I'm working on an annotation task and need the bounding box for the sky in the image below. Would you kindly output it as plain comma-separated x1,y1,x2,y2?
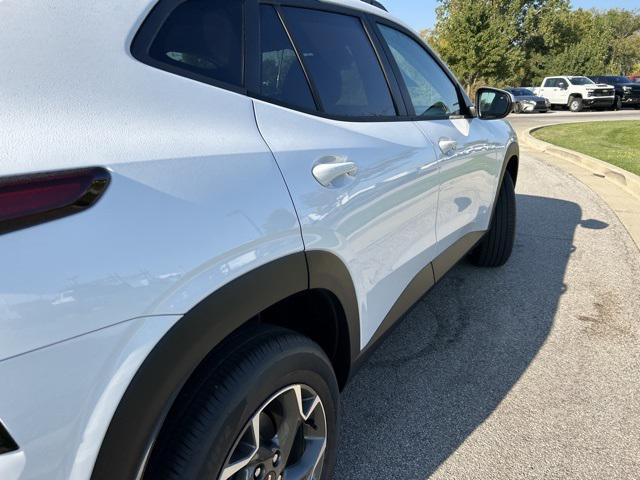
382,0,640,32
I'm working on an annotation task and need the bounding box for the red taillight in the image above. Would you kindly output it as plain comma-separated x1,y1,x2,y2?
0,167,110,235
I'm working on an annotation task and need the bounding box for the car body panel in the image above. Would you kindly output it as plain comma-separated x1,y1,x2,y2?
253,99,442,348
415,118,511,249
0,1,304,361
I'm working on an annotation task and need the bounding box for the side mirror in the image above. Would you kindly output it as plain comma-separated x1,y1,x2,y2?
558,83,567,90
476,87,512,120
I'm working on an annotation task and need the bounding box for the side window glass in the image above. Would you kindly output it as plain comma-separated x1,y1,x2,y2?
259,6,316,110
147,0,243,87
378,24,460,118
282,7,396,118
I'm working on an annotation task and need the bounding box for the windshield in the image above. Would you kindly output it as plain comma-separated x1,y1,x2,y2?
569,77,595,85
510,88,535,96
603,76,631,84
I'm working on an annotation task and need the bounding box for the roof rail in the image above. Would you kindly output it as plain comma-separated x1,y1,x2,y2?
361,0,388,12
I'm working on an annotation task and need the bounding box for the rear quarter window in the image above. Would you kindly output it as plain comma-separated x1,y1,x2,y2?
134,0,244,88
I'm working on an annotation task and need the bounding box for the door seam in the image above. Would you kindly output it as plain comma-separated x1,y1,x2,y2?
251,100,310,288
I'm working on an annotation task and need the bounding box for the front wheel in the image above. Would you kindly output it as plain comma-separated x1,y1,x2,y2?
469,172,516,268
145,325,340,480
613,96,623,111
569,97,583,112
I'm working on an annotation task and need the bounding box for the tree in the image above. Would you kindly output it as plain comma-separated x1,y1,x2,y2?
603,9,640,74
426,1,640,89
426,0,525,92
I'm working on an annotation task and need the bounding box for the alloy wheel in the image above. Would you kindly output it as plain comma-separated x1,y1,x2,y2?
219,384,327,480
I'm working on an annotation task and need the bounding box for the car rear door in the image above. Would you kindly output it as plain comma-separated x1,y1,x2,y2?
250,3,440,348
372,21,503,266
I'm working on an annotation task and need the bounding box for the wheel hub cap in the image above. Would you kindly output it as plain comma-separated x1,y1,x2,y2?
219,384,327,480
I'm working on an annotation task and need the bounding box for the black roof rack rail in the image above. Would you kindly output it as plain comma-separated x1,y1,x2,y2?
360,0,388,12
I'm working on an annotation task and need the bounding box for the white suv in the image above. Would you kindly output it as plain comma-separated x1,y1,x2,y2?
0,1,518,479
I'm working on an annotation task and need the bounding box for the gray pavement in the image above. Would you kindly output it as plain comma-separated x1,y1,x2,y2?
334,111,640,479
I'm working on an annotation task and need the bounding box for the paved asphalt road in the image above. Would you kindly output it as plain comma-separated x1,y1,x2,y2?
334,111,640,479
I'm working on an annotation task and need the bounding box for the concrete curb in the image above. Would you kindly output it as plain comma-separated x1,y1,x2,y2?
521,124,640,201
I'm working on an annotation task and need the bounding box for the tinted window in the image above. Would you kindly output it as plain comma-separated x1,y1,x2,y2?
282,7,396,117
379,24,460,118
148,0,243,87
543,78,557,87
259,6,316,110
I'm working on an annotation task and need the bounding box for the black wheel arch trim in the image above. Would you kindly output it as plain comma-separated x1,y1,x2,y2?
306,250,361,368
91,250,360,480
503,141,519,187
478,141,518,249
92,253,308,480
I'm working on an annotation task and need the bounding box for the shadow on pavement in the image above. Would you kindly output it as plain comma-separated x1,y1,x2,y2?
334,193,603,479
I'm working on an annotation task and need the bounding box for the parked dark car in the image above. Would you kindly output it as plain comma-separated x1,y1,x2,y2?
589,76,640,110
505,87,550,113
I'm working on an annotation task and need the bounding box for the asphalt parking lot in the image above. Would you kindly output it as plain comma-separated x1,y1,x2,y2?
334,110,640,479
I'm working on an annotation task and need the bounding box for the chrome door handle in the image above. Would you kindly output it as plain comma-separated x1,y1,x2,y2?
438,139,458,155
312,161,358,187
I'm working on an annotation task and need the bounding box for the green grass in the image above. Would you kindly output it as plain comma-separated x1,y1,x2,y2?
532,121,640,176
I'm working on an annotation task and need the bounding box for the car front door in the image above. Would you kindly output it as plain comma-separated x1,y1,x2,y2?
251,4,441,348
541,77,557,103
555,78,571,104
374,22,504,272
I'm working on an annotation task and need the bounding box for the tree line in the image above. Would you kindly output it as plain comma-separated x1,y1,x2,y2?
421,0,640,92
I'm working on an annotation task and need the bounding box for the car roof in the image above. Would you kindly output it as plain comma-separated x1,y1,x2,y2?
317,0,413,30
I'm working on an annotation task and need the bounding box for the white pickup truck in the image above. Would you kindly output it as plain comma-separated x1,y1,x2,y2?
533,76,615,112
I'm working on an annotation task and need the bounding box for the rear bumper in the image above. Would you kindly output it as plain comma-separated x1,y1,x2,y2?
0,315,179,480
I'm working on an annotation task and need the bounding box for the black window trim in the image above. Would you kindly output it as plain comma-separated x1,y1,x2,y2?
131,0,472,123
272,5,325,112
254,0,407,121
369,16,473,121
131,0,248,95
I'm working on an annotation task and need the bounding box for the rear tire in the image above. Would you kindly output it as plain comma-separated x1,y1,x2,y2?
145,325,340,480
469,173,516,268
569,96,583,112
